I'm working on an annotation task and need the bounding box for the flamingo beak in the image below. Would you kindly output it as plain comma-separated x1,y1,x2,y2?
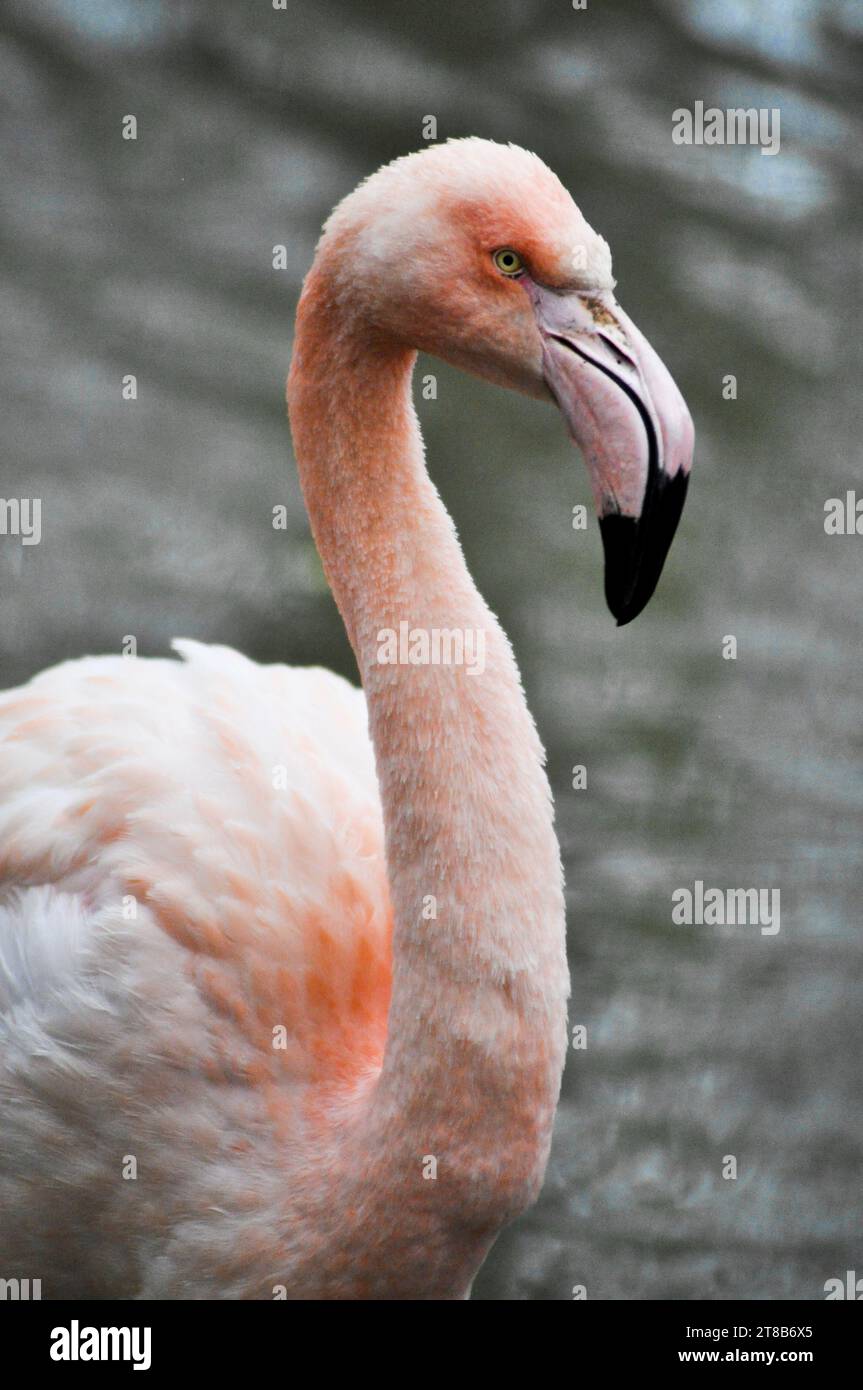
523,282,694,625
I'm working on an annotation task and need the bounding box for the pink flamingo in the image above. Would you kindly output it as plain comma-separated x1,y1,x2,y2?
0,139,693,1299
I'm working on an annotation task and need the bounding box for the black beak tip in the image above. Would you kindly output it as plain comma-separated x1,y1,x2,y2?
615,609,638,629
598,469,689,626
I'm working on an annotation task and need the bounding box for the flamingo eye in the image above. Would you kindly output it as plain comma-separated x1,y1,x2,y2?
492,248,524,277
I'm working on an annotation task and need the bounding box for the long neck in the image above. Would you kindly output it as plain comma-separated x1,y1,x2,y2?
288,271,569,1234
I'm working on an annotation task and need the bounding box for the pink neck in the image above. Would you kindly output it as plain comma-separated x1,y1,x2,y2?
288,272,569,1246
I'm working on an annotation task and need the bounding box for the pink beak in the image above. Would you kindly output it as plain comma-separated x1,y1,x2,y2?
522,280,694,625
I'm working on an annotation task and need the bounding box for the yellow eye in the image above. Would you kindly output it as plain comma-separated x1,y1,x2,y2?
492,248,524,277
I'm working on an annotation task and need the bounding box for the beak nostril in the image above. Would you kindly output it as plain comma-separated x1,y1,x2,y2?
598,331,637,371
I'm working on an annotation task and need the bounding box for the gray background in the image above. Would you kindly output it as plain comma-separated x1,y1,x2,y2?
1,0,861,1299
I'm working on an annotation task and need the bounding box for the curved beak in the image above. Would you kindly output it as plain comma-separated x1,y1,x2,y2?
523,282,694,625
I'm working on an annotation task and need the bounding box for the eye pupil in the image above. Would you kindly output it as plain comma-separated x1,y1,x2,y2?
494,248,522,276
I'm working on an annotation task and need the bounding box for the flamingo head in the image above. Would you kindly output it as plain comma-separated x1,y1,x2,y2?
322,137,694,624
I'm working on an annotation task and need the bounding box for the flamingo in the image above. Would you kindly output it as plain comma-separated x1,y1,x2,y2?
0,139,693,1300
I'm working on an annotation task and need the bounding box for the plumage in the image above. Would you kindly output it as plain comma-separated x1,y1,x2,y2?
0,643,392,1295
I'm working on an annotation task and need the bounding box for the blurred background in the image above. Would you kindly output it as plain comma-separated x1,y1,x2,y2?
1,0,861,1299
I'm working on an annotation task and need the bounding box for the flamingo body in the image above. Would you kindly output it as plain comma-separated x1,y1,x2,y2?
0,139,692,1298
0,641,393,1296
